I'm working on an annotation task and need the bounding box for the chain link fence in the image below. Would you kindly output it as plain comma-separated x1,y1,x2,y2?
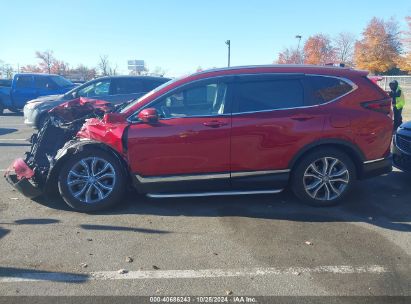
377,76,411,95
377,76,411,121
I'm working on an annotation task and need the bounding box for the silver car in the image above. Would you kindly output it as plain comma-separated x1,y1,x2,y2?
24,75,170,128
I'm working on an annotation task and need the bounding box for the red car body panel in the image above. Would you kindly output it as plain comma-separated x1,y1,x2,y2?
230,106,327,172
77,118,128,156
75,65,392,181
126,116,231,176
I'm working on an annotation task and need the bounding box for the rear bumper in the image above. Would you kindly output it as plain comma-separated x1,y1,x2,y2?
3,159,42,199
360,157,392,179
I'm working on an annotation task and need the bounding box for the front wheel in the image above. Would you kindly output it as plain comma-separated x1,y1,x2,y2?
291,148,356,206
58,149,126,212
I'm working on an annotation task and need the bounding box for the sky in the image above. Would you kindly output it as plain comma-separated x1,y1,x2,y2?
1,0,410,77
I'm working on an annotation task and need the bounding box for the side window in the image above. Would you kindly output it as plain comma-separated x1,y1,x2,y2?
35,77,57,90
143,80,167,92
113,78,143,95
16,76,33,88
236,79,304,112
305,76,353,106
152,82,227,118
77,80,110,97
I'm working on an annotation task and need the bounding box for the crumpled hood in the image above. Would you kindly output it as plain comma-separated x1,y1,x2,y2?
49,97,114,122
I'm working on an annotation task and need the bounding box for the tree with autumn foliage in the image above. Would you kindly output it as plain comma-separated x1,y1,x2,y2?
20,64,42,73
354,17,401,74
276,47,303,64
303,34,336,65
397,16,411,73
35,50,55,74
334,32,356,66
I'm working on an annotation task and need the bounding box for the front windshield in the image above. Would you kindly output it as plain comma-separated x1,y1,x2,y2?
51,76,74,87
119,78,178,113
63,79,94,99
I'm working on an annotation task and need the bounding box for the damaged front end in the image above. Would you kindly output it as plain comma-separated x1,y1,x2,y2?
4,98,115,199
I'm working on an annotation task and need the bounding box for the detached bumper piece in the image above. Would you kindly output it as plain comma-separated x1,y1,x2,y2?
4,158,42,199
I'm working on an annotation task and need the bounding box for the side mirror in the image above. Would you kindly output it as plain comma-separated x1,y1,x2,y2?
137,108,159,123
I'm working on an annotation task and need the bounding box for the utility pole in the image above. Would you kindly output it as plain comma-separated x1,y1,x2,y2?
295,35,302,64
225,40,231,67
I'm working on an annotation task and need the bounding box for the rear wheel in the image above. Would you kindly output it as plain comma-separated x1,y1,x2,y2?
0,102,4,115
291,148,356,206
58,149,126,212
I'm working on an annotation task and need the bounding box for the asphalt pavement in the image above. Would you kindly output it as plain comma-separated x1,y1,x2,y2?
0,110,410,297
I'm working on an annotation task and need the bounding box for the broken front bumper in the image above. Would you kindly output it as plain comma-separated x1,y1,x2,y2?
4,158,42,199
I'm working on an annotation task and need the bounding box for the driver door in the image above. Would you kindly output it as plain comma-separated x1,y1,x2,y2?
126,79,233,193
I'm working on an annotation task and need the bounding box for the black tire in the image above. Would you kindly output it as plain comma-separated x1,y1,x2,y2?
0,102,4,115
58,149,126,212
291,148,356,206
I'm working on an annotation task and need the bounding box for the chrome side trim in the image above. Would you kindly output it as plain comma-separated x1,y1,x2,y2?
135,169,290,184
147,189,283,198
231,169,290,177
136,173,230,183
363,158,386,164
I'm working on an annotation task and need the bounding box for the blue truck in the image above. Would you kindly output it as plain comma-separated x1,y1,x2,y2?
0,73,75,114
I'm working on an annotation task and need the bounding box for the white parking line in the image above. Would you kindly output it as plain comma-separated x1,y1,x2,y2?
0,265,388,283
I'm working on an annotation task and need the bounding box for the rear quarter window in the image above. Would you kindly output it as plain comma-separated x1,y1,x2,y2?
113,78,143,95
143,80,168,92
235,79,304,112
304,76,353,106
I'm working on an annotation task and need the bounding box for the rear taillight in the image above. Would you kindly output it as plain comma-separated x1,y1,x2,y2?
361,99,392,115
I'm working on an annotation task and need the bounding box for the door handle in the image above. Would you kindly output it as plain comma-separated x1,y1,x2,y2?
203,121,228,128
290,115,314,122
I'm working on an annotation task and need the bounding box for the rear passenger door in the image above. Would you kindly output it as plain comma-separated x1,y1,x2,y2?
11,75,35,108
230,74,326,190
109,78,145,104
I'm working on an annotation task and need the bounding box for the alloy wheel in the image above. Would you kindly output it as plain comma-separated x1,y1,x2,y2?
303,157,350,201
67,157,116,204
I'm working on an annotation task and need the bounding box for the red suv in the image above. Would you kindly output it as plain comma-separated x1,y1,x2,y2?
6,65,393,212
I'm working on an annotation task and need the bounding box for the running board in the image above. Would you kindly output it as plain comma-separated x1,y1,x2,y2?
146,189,283,198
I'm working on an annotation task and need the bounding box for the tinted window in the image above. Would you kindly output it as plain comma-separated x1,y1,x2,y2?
236,79,303,112
77,80,110,97
152,83,227,118
113,78,143,95
50,76,73,87
35,77,57,90
305,76,353,105
16,76,33,88
143,80,168,92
